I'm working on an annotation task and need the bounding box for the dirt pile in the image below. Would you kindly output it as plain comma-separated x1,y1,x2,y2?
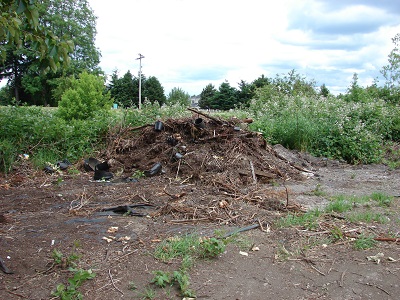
102,112,306,187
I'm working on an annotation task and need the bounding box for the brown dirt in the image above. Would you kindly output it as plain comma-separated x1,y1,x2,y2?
1,115,400,300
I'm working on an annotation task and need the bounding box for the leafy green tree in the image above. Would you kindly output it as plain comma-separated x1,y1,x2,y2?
198,83,216,109
0,0,99,105
143,76,166,106
166,87,190,106
57,71,111,120
0,0,73,69
273,69,317,97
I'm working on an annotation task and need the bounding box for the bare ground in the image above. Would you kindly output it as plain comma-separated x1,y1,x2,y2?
1,116,400,300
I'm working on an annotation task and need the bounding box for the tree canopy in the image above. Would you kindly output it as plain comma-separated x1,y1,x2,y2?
0,0,99,105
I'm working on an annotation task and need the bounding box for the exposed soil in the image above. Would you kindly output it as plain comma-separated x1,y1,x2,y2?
1,114,400,300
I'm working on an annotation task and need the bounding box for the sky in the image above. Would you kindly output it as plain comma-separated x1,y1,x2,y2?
88,0,400,96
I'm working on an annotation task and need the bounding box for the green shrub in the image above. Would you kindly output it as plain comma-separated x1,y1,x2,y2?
57,71,112,121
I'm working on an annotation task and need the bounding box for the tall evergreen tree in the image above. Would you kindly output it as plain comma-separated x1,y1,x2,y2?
198,83,216,109
143,76,166,106
211,81,238,110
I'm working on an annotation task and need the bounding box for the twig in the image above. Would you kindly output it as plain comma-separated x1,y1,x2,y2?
339,270,346,287
284,185,289,207
175,159,181,179
306,261,326,276
357,282,390,295
5,289,29,299
168,217,210,223
108,269,124,295
249,160,257,184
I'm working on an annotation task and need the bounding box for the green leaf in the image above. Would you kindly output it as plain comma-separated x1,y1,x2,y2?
16,0,27,14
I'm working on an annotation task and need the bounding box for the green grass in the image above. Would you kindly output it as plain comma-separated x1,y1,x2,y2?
347,211,389,224
154,234,225,262
276,209,322,230
353,235,377,250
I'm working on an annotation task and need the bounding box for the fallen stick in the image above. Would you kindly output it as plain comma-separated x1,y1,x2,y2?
187,107,224,125
339,270,346,287
108,269,124,295
249,160,257,184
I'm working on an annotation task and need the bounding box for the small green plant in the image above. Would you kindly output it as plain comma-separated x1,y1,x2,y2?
52,249,80,268
52,268,96,299
132,169,145,179
151,270,171,288
138,286,156,300
151,269,195,298
312,184,327,196
353,235,377,250
330,226,344,240
128,281,137,291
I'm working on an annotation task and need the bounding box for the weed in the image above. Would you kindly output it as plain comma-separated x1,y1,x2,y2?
151,269,195,298
52,268,96,299
324,197,353,213
347,211,389,224
330,226,344,240
151,270,172,288
138,287,156,300
276,209,322,230
275,243,293,261
52,249,80,269
128,281,137,291
353,235,377,250
312,184,327,196
132,169,145,179
154,234,225,262
370,192,393,207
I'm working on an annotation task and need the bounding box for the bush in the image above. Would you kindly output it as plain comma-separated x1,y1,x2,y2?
57,71,112,121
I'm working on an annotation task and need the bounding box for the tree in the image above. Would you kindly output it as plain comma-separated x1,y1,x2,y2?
143,76,166,106
252,74,270,89
211,81,239,110
381,33,400,89
319,84,330,97
237,80,253,108
0,0,99,105
0,0,73,69
57,71,111,121
167,87,190,106
198,83,216,109
381,33,400,104
345,73,366,102
109,70,136,107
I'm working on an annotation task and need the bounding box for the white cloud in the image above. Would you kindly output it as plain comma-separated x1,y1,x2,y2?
89,0,400,95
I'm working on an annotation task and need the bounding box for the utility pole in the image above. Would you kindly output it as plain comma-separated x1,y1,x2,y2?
136,53,145,109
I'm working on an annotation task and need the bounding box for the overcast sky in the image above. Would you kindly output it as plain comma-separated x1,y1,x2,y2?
88,0,400,96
